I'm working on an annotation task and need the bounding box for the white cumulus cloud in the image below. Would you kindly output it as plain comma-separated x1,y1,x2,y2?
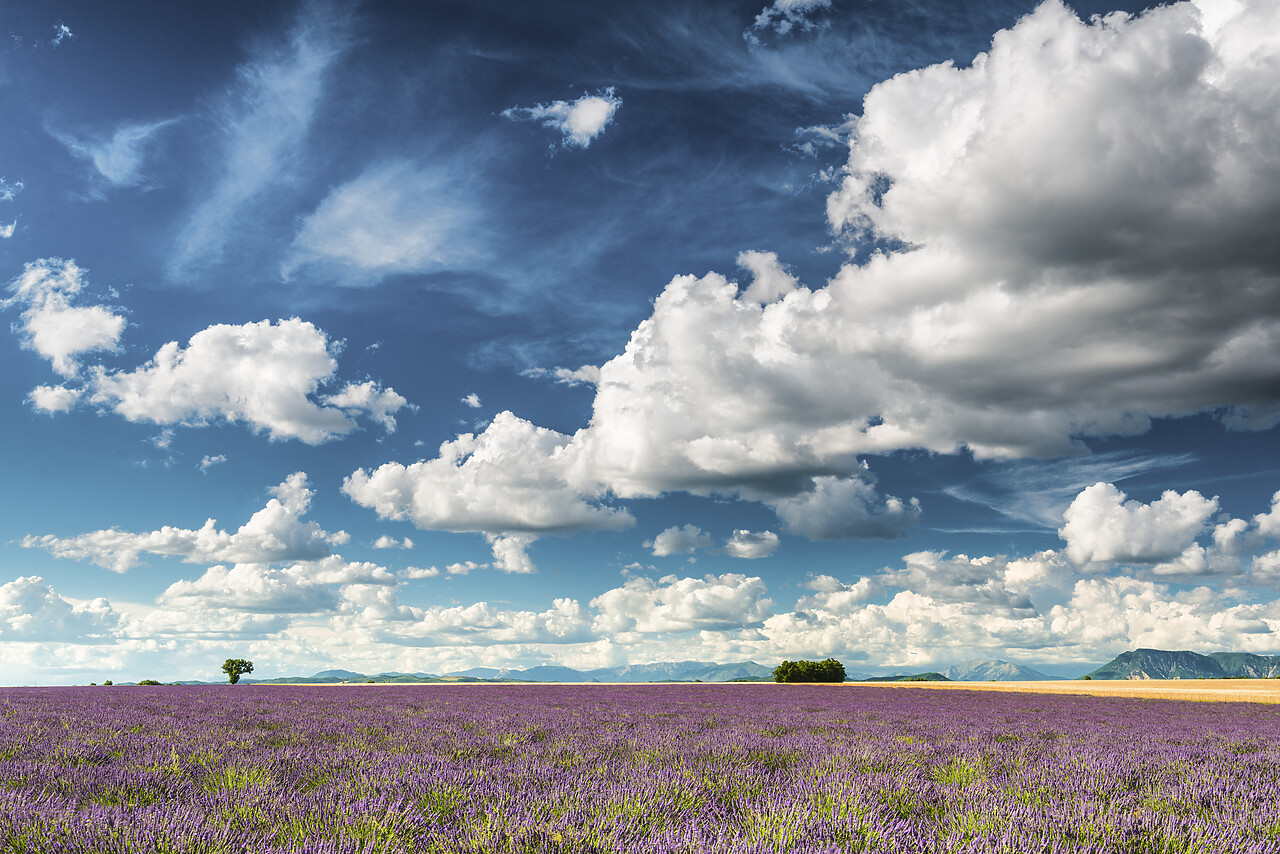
503,88,622,148
343,411,632,534
372,535,414,550
646,524,713,557
87,318,407,443
769,474,920,539
28,384,82,414
737,250,799,305
590,572,773,634
486,532,539,574
3,258,125,378
322,380,411,433
155,556,393,616
0,576,120,642
339,594,591,646
23,472,346,572
1059,482,1218,565
715,529,780,560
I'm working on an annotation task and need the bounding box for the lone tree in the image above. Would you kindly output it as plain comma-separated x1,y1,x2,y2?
773,658,846,683
222,658,254,685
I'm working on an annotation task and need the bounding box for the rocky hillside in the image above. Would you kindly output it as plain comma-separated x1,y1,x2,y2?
1086,649,1280,680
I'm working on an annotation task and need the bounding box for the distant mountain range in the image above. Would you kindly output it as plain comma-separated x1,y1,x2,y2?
1085,649,1280,680
184,649,1280,687
242,660,779,685
942,659,1060,681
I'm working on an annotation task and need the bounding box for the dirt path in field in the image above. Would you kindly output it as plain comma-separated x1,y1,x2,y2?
849,679,1280,704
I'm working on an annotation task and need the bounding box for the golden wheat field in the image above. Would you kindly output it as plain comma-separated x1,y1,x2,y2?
858,678,1280,703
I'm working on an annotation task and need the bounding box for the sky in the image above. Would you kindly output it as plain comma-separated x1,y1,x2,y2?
2,0,1279,685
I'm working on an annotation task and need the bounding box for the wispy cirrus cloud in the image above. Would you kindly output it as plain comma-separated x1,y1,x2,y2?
51,118,179,192
0,178,20,235
283,159,483,286
747,0,832,41
170,3,352,277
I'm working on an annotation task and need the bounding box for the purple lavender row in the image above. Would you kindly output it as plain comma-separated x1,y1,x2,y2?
1,684,1278,852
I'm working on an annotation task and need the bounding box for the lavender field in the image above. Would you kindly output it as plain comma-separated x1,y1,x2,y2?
2,685,1279,853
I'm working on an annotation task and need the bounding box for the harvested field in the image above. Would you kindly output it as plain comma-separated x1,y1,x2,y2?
855,678,1280,704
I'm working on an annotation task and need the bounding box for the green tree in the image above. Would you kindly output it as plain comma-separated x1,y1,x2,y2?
137,679,161,686
773,658,846,683
222,659,254,685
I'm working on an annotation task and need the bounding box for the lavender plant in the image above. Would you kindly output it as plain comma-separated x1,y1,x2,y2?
1,684,1278,852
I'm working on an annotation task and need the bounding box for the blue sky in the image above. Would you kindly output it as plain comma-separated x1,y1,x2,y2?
3,0,1279,684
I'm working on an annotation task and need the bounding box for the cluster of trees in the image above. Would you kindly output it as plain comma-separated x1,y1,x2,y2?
773,658,846,683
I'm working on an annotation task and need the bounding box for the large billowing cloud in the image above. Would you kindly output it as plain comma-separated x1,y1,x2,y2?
6,485,1280,678
349,0,1280,548
343,411,631,533
3,258,125,378
23,472,347,572
764,566,1279,669
0,576,120,642
156,557,393,615
822,0,1280,441
330,480,1280,665
87,318,407,443
337,590,592,647
1058,484,1280,581
590,572,773,635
